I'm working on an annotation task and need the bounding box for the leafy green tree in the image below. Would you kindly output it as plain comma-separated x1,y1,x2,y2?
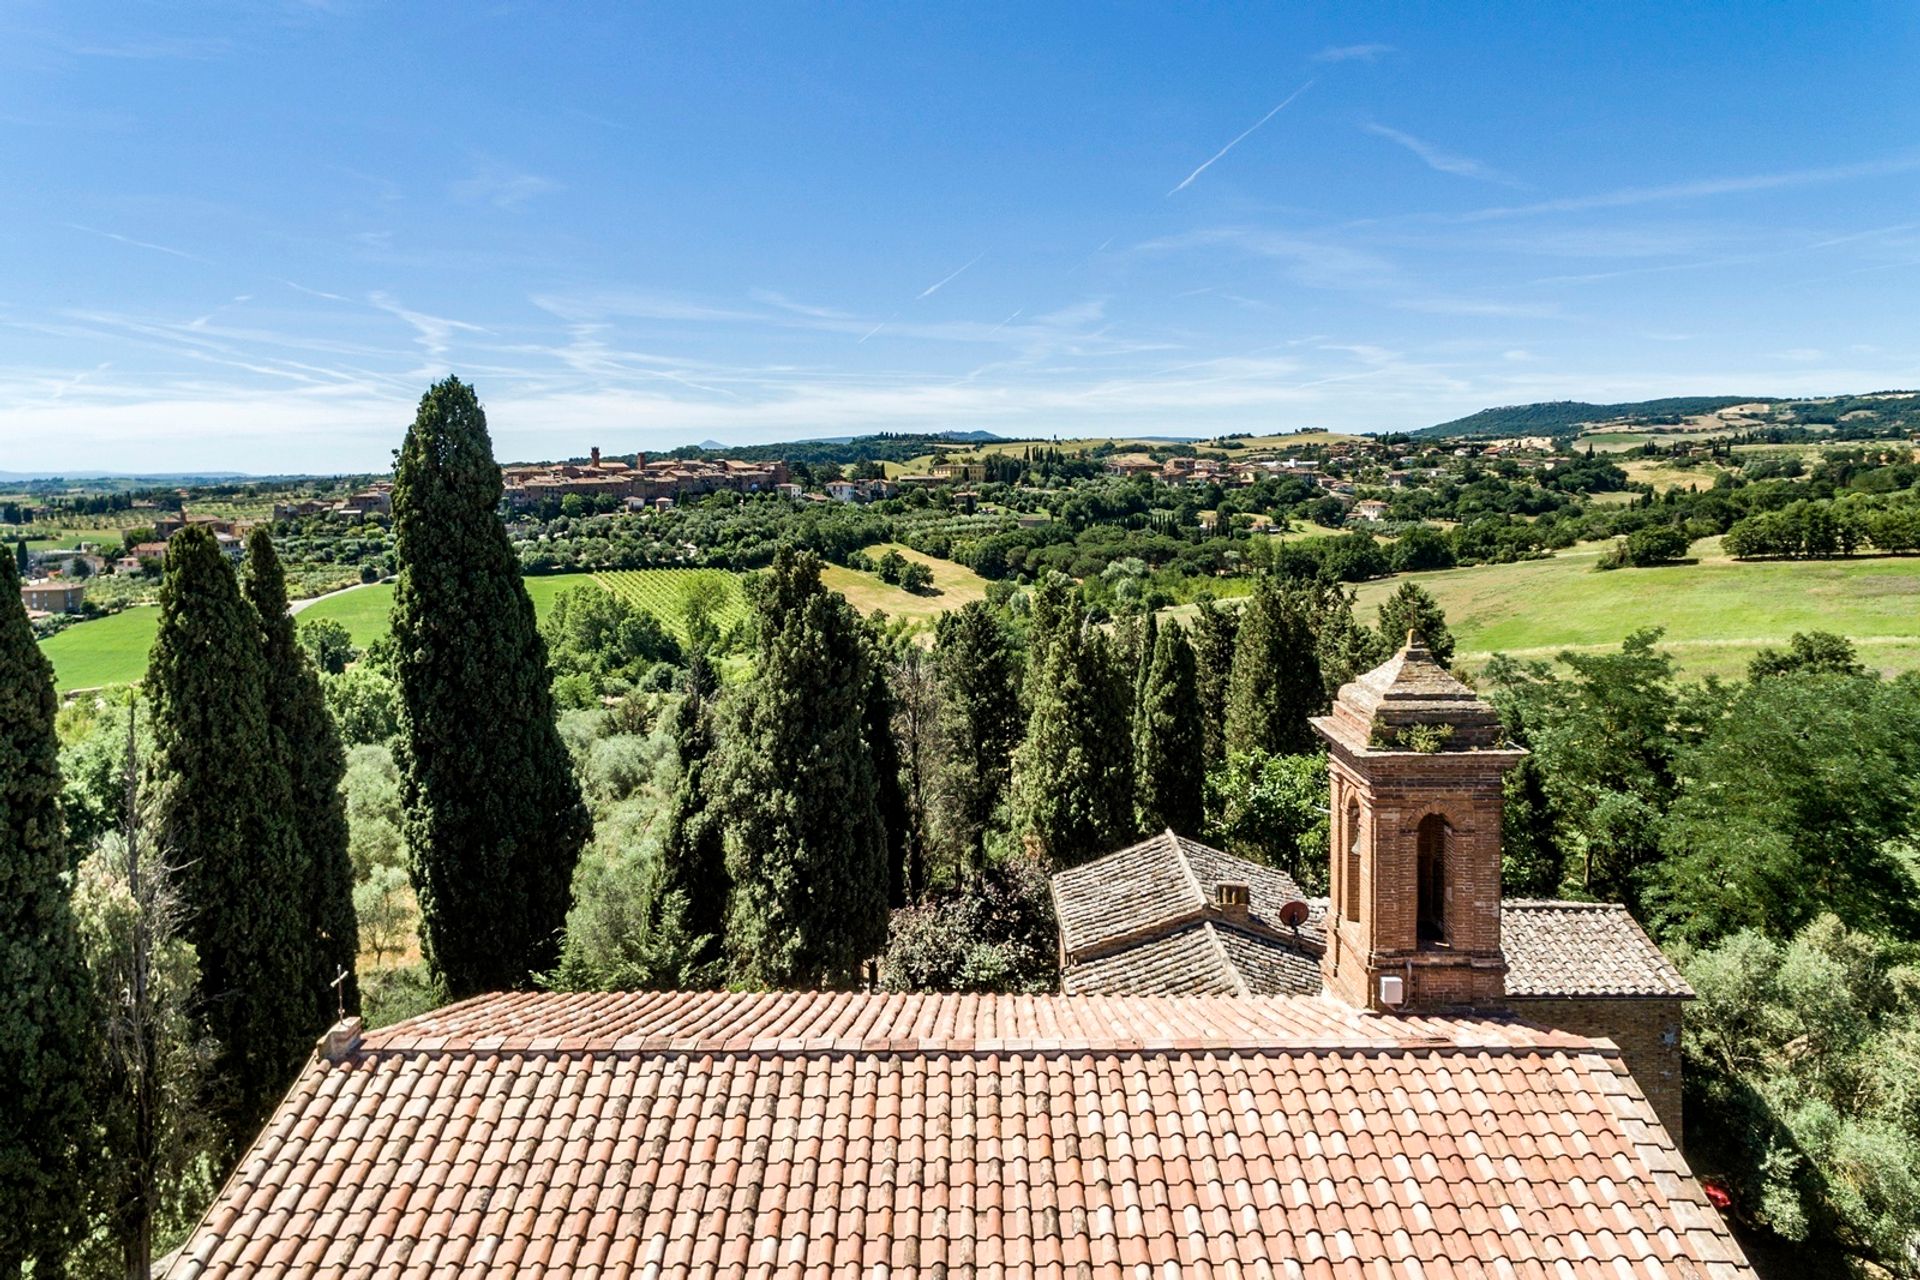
324,664,402,746
540,584,682,699
1224,576,1324,758
0,552,95,1275
1499,753,1565,897
1012,588,1133,866
1749,630,1867,681
1653,672,1920,943
70,725,219,1280
1204,749,1330,891
875,548,909,584
877,853,1057,994
1190,595,1238,775
145,525,311,1142
1485,629,1699,910
1309,582,1386,696
1681,916,1920,1273
1375,581,1455,667
932,601,1023,872
390,378,591,996
1133,622,1204,835
246,529,359,1024
900,560,934,594
297,617,358,675
714,549,888,987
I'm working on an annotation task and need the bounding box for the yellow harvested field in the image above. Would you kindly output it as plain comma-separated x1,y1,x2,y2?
819,543,989,625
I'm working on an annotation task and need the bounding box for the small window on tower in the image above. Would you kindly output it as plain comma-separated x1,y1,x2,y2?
1344,798,1363,921
1416,814,1449,946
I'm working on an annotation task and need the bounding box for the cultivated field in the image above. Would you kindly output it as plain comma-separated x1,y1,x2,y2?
1351,539,1920,680
820,542,989,625
594,569,750,644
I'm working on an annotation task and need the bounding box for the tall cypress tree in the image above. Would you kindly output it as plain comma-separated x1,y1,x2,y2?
1013,590,1134,867
640,650,729,984
1190,595,1238,775
390,377,589,996
1376,581,1456,667
715,548,888,988
1134,622,1204,836
244,528,359,1024
864,647,914,908
1224,576,1324,758
146,526,310,1142
932,602,1023,872
0,554,95,1275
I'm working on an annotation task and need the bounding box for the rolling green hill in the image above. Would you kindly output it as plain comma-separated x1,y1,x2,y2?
1420,397,1762,439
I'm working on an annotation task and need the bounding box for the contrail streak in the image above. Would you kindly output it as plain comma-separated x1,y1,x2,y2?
918,252,986,298
1168,81,1314,196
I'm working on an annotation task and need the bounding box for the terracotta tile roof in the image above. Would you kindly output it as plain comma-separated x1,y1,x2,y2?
1063,923,1325,998
175,991,1751,1278
1051,830,1321,962
1503,900,1694,998
1056,839,1689,1003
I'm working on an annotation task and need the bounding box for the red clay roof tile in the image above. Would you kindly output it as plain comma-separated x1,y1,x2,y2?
172,991,1751,1279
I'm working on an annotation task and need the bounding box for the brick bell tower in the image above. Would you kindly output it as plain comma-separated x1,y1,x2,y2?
1310,634,1528,1013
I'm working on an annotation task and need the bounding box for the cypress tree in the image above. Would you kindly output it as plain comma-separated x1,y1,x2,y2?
390,377,590,996
1190,595,1238,774
1013,591,1134,866
864,650,914,908
1376,581,1456,667
1224,576,1324,758
0,554,95,1275
12,537,27,575
715,548,888,988
145,526,310,1141
643,651,729,983
1134,622,1205,836
931,602,1023,872
244,528,359,1024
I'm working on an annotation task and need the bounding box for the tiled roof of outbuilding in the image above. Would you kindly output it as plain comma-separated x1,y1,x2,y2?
1053,839,1691,1003
1051,830,1322,961
1502,899,1694,998
174,990,1752,1279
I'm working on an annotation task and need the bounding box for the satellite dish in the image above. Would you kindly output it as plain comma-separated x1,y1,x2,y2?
1278,899,1310,929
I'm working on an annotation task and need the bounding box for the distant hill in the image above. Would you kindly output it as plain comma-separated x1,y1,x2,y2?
659,430,1022,467
0,470,252,483
1421,392,1920,441
1420,398,1765,439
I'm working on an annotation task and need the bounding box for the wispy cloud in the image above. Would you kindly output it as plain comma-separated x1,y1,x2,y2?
66,223,212,265
64,35,232,60
1168,81,1314,195
1312,43,1394,63
451,160,559,208
1459,153,1920,221
917,252,986,299
1362,123,1523,187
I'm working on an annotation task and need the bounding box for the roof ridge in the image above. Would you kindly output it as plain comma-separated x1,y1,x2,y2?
1169,828,1210,915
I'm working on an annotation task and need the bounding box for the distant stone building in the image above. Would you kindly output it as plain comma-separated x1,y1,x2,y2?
503,448,788,509
19,578,86,614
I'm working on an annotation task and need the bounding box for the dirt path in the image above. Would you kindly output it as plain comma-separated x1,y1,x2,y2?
290,578,381,615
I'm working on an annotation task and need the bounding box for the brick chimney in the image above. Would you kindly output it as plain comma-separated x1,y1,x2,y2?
1213,881,1251,923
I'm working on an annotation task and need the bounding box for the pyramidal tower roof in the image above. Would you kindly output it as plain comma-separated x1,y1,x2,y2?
1315,631,1509,753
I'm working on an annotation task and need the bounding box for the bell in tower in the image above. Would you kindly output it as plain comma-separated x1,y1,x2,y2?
1309,633,1528,1013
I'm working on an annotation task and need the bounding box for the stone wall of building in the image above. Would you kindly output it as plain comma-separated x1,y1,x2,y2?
1509,995,1687,1140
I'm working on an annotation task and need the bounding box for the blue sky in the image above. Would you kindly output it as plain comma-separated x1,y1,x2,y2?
2,2,1917,473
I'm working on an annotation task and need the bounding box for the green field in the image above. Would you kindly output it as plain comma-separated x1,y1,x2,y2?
40,606,161,693
1351,540,1920,680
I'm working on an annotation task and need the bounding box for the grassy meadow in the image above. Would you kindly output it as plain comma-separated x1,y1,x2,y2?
1351,539,1920,680
821,542,989,624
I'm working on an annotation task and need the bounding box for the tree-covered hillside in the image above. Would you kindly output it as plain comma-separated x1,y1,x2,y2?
1422,397,1764,439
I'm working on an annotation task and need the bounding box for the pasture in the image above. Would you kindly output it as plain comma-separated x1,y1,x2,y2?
1350,539,1920,681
